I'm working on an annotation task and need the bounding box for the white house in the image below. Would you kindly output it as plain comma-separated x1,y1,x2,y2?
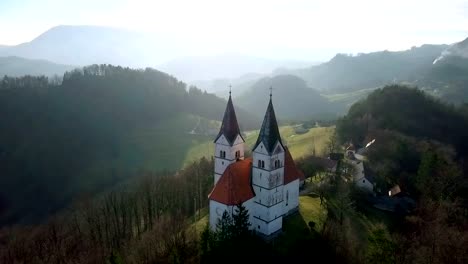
346,143,375,192
208,93,304,237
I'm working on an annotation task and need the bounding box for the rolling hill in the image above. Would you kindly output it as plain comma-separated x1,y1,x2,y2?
160,53,312,83
288,44,448,93
236,75,339,121
0,56,75,77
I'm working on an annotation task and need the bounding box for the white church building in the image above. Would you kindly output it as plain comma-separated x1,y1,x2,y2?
208,93,304,237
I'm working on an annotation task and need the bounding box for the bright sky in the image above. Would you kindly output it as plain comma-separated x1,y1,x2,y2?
1,0,467,60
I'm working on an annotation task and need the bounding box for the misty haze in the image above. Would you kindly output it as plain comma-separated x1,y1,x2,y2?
1,0,468,263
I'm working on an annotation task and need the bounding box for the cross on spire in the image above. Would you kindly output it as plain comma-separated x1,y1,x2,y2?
229,85,232,96
269,86,273,98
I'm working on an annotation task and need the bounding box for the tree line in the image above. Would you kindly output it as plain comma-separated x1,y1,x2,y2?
0,157,213,264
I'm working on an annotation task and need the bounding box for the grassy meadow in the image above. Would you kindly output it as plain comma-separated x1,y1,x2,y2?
184,124,335,166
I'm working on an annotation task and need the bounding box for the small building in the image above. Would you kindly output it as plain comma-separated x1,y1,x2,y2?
345,140,378,193
388,185,401,197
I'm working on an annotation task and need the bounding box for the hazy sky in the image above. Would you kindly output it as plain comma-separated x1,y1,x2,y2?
1,0,468,60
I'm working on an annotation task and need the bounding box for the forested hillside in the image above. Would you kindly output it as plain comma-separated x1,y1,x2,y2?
0,65,257,226
292,45,447,92
0,56,75,77
237,75,340,121
337,85,468,156
332,85,468,263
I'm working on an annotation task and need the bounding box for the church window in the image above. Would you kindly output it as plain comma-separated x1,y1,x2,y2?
235,150,240,159
286,190,289,206
258,160,265,168
274,159,281,169
220,150,226,159
222,161,224,165
258,225,260,229
363,179,366,183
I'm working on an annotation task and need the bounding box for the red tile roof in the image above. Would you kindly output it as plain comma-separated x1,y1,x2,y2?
284,148,305,184
209,149,304,205
208,158,255,205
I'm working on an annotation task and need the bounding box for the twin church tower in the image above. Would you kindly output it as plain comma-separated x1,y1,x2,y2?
208,91,304,237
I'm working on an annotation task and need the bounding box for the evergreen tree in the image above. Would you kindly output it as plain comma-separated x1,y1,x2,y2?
216,211,233,241
231,203,251,238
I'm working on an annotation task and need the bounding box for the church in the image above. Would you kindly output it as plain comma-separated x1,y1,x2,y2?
208,91,304,237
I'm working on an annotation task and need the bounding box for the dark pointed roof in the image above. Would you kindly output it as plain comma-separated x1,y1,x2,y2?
253,97,283,153
214,95,243,145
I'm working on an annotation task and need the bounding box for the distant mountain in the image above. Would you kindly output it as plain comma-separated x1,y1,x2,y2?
236,75,338,121
0,25,179,67
0,26,316,82
423,47,468,104
159,53,312,82
191,72,265,98
0,56,75,77
286,44,448,93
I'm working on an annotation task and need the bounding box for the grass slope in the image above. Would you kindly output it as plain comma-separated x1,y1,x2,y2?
184,125,335,165
77,114,216,191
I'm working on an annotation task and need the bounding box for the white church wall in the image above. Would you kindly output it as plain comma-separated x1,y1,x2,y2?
252,215,283,236
251,190,284,221
252,215,282,235
232,135,244,146
214,135,244,185
252,185,284,208
253,142,269,155
252,167,284,189
215,135,229,145
209,199,256,231
209,200,230,230
283,179,299,215
252,142,284,172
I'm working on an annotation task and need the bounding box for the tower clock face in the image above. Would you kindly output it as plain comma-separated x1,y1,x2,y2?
216,207,223,216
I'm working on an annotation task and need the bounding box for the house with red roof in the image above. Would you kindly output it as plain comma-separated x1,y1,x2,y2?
208,92,304,237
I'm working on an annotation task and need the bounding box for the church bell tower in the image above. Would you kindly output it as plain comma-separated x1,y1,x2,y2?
213,91,245,185
251,91,285,236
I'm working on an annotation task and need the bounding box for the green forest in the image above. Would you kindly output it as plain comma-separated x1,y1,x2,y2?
1,81,467,263
0,65,257,226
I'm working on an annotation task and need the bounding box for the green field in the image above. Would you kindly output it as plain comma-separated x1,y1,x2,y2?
183,125,335,165
78,114,215,190
80,117,334,192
